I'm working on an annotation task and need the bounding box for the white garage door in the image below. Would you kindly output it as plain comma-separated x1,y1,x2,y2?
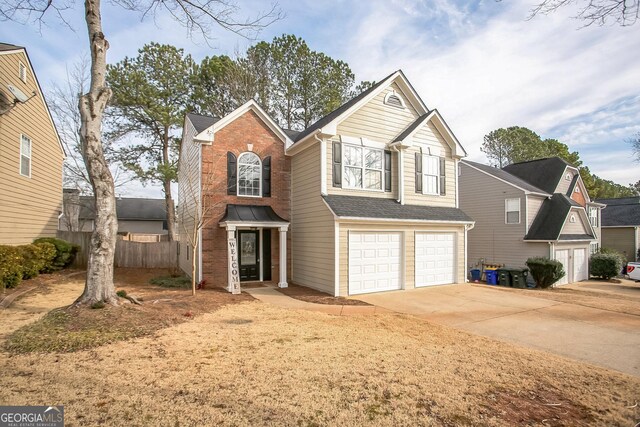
349,232,402,295
415,232,456,287
573,248,587,282
555,249,569,285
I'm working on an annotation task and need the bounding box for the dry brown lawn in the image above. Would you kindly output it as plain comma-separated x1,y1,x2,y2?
1,270,639,426
278,283,371,306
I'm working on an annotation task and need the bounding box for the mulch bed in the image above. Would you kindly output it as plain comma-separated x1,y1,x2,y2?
277,283,370,306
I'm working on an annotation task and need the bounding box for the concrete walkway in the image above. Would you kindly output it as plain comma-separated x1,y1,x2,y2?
244,287,390,316
356,284,640,377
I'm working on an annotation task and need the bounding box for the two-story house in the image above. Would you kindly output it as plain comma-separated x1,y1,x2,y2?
460,158,604,285
0,42,64,245
178,70,474,296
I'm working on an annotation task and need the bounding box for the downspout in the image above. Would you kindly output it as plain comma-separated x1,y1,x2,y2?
388,141,404,205
198,143,203,283
464,222,475,283
635,226,639,261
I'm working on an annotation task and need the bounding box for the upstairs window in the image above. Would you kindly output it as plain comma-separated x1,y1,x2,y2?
422,155,440,195
589,207,598,227
20,134,31,177
505,198,520,224
343,144,383,190
19,62,27,83
237,152,261,197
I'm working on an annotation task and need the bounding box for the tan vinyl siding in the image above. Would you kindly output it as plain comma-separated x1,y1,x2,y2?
555,168,575,194
527,195,546,230
337,221,465,296
404,123,456,207
0,50,64,245
460,163,548,268
291,143,335,294
560,208,590,235
601,227,638,262
336,83,420,142
177,119,200,278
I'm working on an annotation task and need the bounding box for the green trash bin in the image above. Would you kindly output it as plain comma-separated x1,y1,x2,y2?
508,268,529,288
497,269,511,287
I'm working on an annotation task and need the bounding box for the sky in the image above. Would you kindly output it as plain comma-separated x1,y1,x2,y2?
1,0,638,198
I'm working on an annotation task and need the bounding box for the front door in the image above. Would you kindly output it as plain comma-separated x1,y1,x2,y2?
238,230,260,281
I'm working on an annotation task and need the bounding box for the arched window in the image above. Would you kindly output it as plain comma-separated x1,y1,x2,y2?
237,152,261,196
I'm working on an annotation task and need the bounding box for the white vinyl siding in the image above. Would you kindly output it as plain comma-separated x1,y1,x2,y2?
343,144,383,191
20,134,31,177
505,198,520,224
422,154,440,195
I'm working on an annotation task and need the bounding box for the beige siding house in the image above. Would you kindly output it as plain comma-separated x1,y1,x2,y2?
597,197,640,262
181,70,474,296
0,42,64,245
460,158,603,285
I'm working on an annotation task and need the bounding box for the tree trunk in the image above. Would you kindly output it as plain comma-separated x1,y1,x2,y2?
75,0,119,306
162,127,176,242
191,241,198,296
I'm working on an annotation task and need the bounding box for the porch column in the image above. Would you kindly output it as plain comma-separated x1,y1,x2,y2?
278,225,289,288
226,225,241,294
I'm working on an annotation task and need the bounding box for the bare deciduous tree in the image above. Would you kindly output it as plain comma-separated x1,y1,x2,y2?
1,0,281,306
528,0,639,27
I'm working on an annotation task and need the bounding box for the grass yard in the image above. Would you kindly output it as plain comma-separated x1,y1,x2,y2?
0,270,639,426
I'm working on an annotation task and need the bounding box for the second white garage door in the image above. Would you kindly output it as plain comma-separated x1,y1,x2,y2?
415,232,456,287
348,232,402,295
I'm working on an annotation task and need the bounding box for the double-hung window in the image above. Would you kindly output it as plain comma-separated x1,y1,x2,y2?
237,152,261,196
589,207,598,227
422,155,440,195
20,134,31,177
343,144,383,190
505,198,520,224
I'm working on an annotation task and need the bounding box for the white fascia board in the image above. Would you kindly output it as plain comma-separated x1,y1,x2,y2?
195,100,293,147
429,110,467,158
336,216,474,226
285,133,317,155
219,221,290,229
601,225,638,228
461,161,549,197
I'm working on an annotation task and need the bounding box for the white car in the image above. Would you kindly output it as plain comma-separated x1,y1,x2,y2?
626,262,640,281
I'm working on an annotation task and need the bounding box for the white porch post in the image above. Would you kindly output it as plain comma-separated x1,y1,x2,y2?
226,225,241,294
278,225,289,288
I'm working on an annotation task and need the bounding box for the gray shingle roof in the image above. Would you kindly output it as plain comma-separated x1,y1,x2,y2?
292,71,399,143
0,42,22,52
323,195,473,222
558,234,595,241
78,197,168,221
525,193,593,241
600,203,640,227
462,160,549,194
219,204,288,224
596,196,640,206
502,157,575,194
186,112,219,134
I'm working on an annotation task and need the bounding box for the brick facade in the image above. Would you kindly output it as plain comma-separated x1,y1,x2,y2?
200,110,291,288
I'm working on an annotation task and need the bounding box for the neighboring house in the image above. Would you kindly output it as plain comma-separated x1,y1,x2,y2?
596,196,640,262
59,190,169,236
0,42,64,244
178,70,474,296
460,157,604,285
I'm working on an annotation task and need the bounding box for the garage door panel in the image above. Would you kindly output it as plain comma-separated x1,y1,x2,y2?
416,232,456,287
349,232,402,295
555,249,569,285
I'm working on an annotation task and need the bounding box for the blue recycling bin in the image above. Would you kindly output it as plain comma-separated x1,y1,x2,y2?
470,269,481,282
485,269,498,285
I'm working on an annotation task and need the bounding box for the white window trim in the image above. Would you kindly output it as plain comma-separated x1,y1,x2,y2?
421,154,440,196
20,134,31,178
589,207,598,227
19,61,27,83
342,143,384,192
237,151,262,198
383,90,406,109
505,198,521,224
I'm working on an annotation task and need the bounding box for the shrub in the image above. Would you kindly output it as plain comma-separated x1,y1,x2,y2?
0,246,24,289
116,290,127,298
526,257,565,289
33,242,57,273
590,253,622,280
149,275,191,288
33,238,79,272
18,244,44,279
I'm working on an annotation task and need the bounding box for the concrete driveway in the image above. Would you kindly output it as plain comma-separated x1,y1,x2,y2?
356,283,640,377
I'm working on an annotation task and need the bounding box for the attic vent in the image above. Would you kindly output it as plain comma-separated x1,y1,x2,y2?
570,214,576,223
384,91,405,109
565,173,571,181
19,62,27,83
574,186,580,193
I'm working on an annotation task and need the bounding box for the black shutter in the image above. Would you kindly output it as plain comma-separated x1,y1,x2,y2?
227,152,237,195
262,156,271,197
332,142,342,187
439,157,446,196
384,150,392,192
415,152,422,193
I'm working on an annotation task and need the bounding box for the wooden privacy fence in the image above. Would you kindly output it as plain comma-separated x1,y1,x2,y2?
57,231,178,269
